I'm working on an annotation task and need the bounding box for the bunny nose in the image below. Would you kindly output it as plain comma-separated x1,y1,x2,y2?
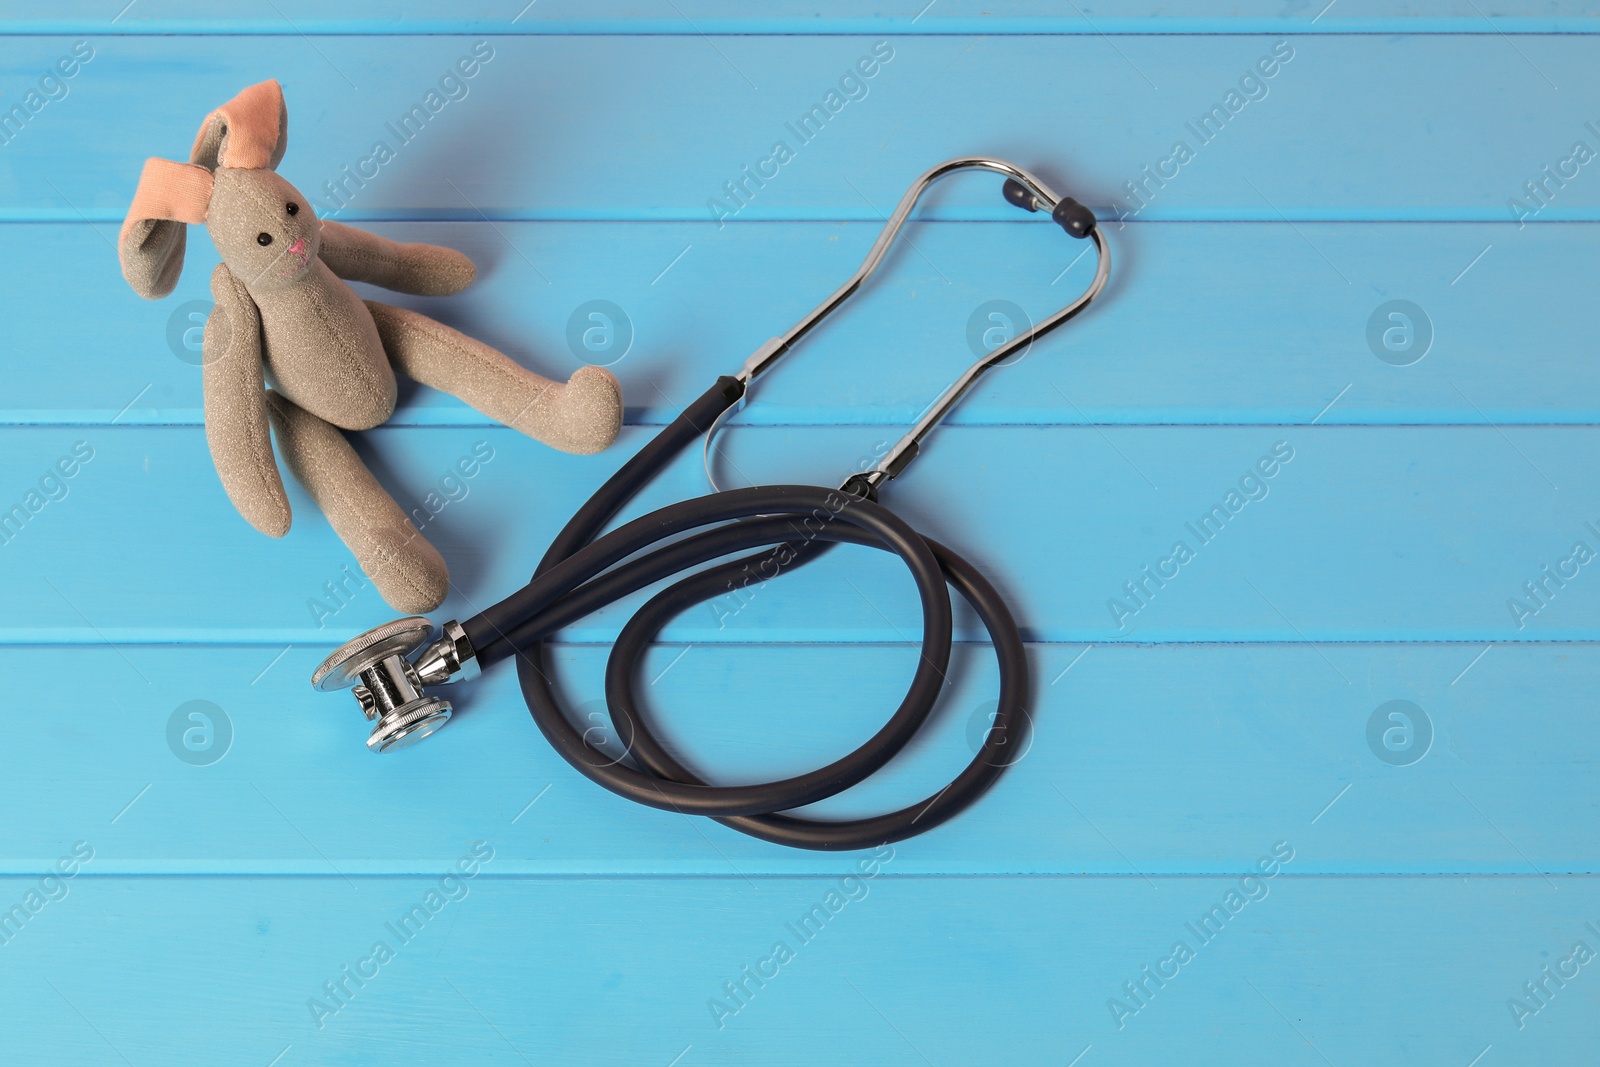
288,237,307,256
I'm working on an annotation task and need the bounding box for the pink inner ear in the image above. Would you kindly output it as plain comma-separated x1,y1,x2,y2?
118,158,213,253
195,79,284,170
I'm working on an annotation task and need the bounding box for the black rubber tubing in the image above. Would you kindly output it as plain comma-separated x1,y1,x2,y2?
462,377,1030,851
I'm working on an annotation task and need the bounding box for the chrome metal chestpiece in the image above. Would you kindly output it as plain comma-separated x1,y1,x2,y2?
311,617,479,753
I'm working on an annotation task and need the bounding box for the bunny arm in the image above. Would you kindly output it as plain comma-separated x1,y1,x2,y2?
204,264,292,537
317,219,476,297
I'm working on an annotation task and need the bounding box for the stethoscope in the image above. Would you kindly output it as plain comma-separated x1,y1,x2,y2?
310,156,1111,851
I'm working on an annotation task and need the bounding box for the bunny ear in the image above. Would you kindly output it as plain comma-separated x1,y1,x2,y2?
190,79,287,171
119,157,214,300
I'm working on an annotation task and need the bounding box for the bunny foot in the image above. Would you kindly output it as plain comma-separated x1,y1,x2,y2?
509,365,623,456
367,299,624,456
356,523,451,614
266,390,451,614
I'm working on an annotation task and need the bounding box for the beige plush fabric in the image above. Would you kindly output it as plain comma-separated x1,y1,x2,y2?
115,79,625,613
318,220,476,296
369,301,623,456
191,78,288,171
204,263,289,537
267,392,449,613
120,158,213,233
117,159,214,299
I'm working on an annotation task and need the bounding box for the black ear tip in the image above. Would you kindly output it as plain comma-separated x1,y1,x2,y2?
1052,197,1097,238
1004,179,1097,237
1002,178,1039,212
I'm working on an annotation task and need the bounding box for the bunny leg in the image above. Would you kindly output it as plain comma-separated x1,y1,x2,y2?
204,264,291,537
265,390,450,613
366,301,622,456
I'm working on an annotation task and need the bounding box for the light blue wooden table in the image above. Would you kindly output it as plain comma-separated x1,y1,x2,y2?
2,4,1597,1063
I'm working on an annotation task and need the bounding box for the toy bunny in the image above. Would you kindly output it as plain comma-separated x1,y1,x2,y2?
118,80,622,613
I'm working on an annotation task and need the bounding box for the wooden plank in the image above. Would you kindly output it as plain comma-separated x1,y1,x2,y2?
0,5,1591,1067
1,641,1590,875
4,220,1592,428
1,873,1591,1064
2,35,1598,221
12,0,1600,35
2,423,1599,644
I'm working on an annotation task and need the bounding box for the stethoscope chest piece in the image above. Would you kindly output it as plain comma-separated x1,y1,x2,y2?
313,616,473,752
307,156,1112,849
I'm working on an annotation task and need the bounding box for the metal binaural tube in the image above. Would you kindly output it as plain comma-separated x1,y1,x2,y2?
704,156,1111,495
734,156,1077,386
865,223,1111,487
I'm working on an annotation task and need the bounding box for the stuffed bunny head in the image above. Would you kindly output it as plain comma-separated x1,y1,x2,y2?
120,79,319,298
206,167,322,291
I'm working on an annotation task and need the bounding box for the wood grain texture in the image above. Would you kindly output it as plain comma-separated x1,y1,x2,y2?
0,12,1593,1066
2,423,1599,643
15,0,1600,34
2,875,1594,1065
0,643,1592,876
2,36,1599,221
3,220,1592,427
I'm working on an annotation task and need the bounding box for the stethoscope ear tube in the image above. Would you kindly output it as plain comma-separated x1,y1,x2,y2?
602,524,1030,851
498,484,1029,848
447,374,1029,849
316,157,1108,848
465,376,748,668
505,483,957,819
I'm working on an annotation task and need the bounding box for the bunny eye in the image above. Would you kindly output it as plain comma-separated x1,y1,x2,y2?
286,202,299,216
257,232,273,247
